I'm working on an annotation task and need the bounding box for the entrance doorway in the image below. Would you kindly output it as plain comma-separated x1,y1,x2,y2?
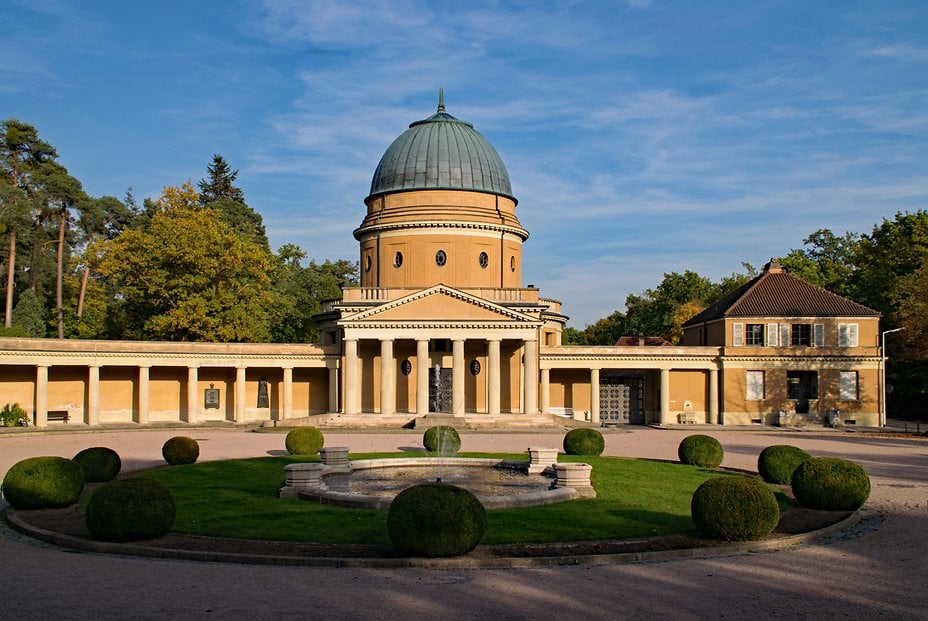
429,366,453,413
600,372,646,425
787,371,818,414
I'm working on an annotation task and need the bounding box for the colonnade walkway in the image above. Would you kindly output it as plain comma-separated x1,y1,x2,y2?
1,426,926,619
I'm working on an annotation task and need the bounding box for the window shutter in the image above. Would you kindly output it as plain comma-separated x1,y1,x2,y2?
813,323,824,347
839,371,859,400
746,370,765,400
838,323,859,347
779,324,790,347
765,322,779,346
732,323,744,346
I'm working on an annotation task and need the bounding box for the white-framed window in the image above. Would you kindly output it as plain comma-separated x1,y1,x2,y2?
791,323,811,346
840,371,860,401
838,323,859,348
732,323,744,346
746,370,765,401
746,324,764,345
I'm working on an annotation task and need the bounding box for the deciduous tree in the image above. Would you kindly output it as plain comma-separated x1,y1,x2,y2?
95,182,275,342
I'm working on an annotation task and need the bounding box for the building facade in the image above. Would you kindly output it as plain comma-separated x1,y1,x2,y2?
0,95,883,428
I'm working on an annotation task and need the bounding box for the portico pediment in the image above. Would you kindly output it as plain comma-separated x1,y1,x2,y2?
337,285,541,327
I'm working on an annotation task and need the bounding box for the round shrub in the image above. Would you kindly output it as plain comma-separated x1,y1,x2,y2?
1,456,84,509
791,457,870,511
85,478,176,542
691,476,780,541
563,428,605,456
285,427,325,455
423,426,461,454
73,447,122,483
162,436,200,465
678,434,724,468
757,445,811,484
387,483,487,557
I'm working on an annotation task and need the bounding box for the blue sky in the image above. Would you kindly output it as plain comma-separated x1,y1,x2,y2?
3,1,927,328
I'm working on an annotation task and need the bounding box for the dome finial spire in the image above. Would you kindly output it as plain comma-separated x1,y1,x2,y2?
437,87,445,113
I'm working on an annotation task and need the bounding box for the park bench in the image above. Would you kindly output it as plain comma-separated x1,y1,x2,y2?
46,410,70,423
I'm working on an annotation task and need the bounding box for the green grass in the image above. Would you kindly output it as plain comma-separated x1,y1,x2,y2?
141,453,741,545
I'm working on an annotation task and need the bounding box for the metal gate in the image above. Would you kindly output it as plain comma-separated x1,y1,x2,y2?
428,367,453,413
600,381,630,424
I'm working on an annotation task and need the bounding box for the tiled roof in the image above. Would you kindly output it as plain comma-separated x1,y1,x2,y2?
684,262,880,326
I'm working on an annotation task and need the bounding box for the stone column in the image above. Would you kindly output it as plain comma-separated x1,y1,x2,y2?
138,366,150,425
87,365,100,426
344,338,359,414
660,368,671,425
380,339,395,415
488,338,501,416
282,367,293,420
416,339,429,415
235,367,247,423
35,364,49,428
187,366,199,424
709,367,719,424
523,338,538,415
452,338,465,416
590,368,600,425
540,367,550,415
328,366,339,414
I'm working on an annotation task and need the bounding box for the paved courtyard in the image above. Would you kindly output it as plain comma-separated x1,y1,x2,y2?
1,425,926,620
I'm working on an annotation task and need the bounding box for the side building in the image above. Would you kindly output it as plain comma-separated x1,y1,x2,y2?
0,96,883,429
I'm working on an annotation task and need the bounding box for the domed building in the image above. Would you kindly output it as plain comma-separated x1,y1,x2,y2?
315,91,568,421
0,92,884,429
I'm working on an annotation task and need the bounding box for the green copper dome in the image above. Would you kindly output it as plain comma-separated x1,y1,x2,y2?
368,91,515,201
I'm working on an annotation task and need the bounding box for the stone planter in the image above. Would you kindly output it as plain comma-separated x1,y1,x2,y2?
319,447,350,471
527,447,558,474
280,462,327,498
553,462,596,498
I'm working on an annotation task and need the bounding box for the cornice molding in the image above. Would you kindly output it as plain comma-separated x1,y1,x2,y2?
354,220,529,241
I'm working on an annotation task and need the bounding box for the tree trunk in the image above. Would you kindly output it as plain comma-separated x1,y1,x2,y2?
4,227,14,328
76,233,96,319
56,208,66,339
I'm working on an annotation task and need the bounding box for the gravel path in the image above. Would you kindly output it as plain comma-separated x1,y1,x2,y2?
1,426,925,620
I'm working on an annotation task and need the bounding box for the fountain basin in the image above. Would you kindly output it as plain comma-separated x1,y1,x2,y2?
281,456,594,510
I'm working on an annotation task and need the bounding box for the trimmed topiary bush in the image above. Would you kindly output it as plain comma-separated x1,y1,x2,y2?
73,447,122,483
1,456,84,509
387,483,487,557
423,426,461,454
85,478,176,542
678,434,724,468
285,426,325,455
791,457,870,511
563,428,605,456
757,445,811,484
691,476,780,541
162,436,200,465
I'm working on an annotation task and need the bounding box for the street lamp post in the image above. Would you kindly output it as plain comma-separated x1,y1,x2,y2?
881,327,905,428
